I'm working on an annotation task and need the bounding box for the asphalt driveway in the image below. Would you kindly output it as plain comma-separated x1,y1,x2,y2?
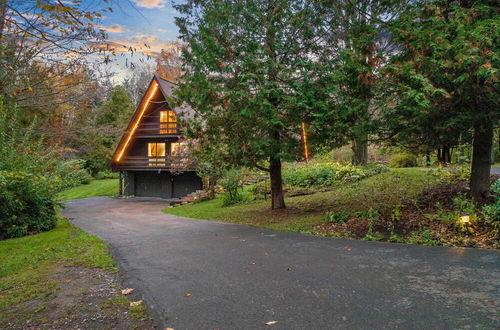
63,197,499,329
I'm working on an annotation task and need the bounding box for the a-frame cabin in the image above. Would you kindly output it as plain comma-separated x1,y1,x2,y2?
110,75,202,198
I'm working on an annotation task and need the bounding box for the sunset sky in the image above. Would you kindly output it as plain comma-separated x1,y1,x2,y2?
95,0,181,80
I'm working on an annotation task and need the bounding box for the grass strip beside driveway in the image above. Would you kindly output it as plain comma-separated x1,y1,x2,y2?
0,218,152,328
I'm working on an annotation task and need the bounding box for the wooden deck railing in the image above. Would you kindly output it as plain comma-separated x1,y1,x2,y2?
131,122,181,137
113,156,196,171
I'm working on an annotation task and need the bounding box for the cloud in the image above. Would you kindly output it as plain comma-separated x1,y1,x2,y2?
91,34,180,58
155,28,173,34
133,0,167,8
99,24,127,33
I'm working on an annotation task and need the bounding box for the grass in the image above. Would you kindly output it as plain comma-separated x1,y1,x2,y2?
0,218,115,323
101,295,150,321
165,168,436,233
58,179,118,200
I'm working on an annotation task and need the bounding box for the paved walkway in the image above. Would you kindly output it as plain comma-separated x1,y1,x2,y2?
63,197,500,329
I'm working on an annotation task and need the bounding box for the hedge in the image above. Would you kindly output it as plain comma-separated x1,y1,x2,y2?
0,171,57,239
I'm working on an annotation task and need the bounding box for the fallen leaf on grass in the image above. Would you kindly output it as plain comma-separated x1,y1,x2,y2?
121,288,134,295
265,321,278,325
184,292,191,297
130,300,143,307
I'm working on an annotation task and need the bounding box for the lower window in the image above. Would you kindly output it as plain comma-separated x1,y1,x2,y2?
148,143,166,166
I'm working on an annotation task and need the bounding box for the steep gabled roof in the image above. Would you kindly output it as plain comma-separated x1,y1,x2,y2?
110,74,194,165
156,75,196,118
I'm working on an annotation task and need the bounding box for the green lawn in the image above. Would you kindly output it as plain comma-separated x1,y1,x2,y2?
0,219,151,326
58,179,118,200
165,168,436,232
0,219,114,322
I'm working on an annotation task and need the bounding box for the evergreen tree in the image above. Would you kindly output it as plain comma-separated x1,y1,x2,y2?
383,0,499,198
174,0,321,209
310,0,405,165
79,86,134,174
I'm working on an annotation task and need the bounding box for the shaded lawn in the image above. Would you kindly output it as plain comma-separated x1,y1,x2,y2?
0,219,114,321
165,168,436,232
58,179,118,200
0,219,151,326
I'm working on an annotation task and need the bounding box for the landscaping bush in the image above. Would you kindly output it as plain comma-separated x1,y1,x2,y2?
251,180,270,200
282,162,388,188
95,170,119,180
389,153,418,168
220,168,243,206
52,159,93,190
428,165,471,184
482,180,500,231
0,171,58,239
0,101,91,192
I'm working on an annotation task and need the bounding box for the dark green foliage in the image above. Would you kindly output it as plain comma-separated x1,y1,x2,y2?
95,170,119,180
383,0,499,198
174,0,323,208
389,153,418,168
0,171,57,239
482,180,500,230
307,0,406,165
96,86,135,128
77,86,134,175
325,211,348,224
283,162,387,188
220,168,243,206
0,99,91,191
52,159,93,190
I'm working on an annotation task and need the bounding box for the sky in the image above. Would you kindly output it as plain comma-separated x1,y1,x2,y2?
92,0,182,81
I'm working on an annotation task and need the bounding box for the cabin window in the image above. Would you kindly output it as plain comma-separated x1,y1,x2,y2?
159,110,177,134
148,143,166,167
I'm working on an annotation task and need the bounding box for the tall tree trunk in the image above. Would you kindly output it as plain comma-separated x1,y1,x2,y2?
0,0,7,94
351,135,368,165
444,146,451,163
470,122,493,199
269,156,285,209
208,177,217,199
0,0,7,39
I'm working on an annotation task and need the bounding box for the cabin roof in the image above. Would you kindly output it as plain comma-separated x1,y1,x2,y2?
110,74,195,166
155,74,196,118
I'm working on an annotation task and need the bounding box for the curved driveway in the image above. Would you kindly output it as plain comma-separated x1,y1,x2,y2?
63,197,499,329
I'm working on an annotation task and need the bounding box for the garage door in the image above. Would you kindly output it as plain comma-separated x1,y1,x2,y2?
135,172,172,198
172,172,203,198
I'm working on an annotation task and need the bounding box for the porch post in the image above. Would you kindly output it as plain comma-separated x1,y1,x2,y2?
119,171,124,197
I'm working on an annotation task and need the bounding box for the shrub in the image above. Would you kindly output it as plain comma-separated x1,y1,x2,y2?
220,168,243,206
52,159,93,190
251,181,270,200
482,180,500,231
0,171,58,239
95,170,119,180
325,211,348,223
0,101,91,191
389,153,417,168
283,162,387,188
428,165,471,184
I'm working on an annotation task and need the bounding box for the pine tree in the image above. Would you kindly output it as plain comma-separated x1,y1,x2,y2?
174,0,322,209
384,0,499,199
